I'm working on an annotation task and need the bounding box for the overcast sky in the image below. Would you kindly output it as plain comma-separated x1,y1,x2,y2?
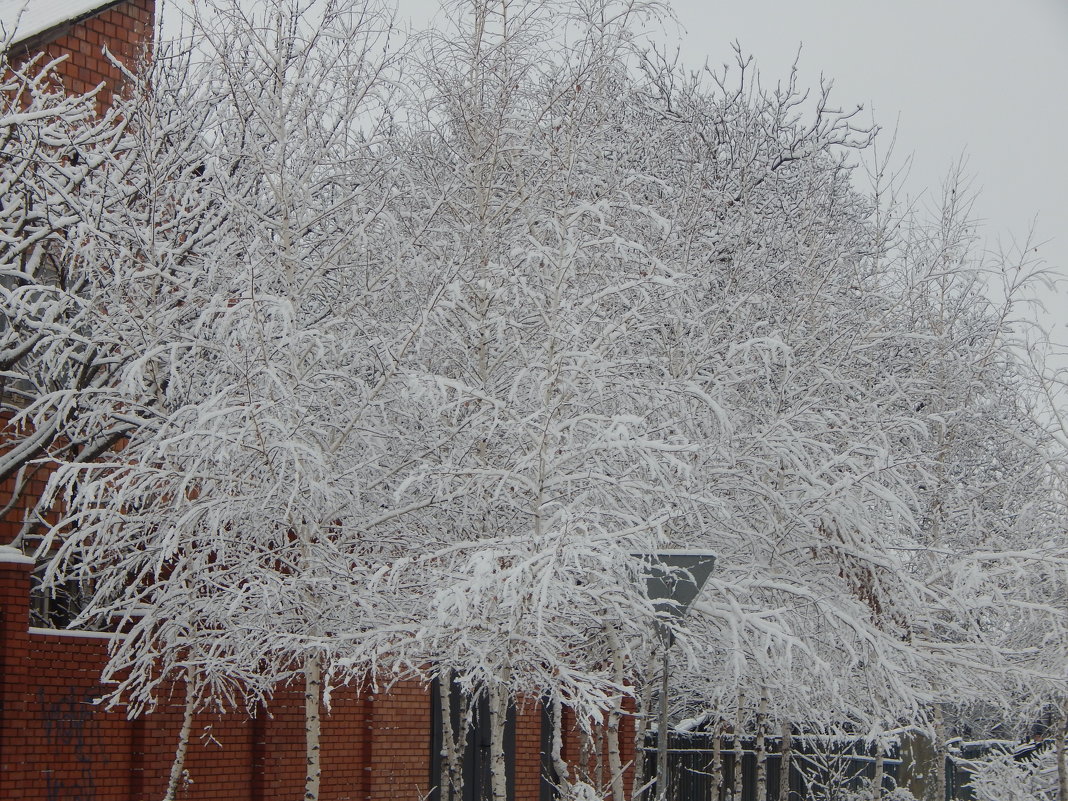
668,0,1068,344
167,0,1068,346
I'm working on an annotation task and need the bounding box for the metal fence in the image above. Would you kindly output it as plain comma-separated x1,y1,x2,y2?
642,731,902,801
643,730,1056,801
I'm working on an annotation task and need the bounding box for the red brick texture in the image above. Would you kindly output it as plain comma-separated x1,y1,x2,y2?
9,0,154,108
561,703,637,795
0,557,585,801
0,416,57,549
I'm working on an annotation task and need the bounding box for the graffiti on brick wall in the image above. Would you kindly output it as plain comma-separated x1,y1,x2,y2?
39,687,100,801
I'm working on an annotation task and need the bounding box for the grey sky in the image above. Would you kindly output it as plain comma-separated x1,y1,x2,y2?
663,0,1068,340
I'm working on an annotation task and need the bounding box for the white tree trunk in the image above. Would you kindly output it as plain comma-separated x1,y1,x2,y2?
932,706,946,801
593,726,605,794
732,695,744,801
162,665,196,801
304,655,322,801
755,691,767,801
606,641,626,801
777,721,791,801
551,694,570,792
1057,703,1068,801
631,664,657,801
488,685,508,801
439,683,453,801
656,651,671,801
439,675,464,801
711,719,723,801
872,737,884,801
606,718,625,801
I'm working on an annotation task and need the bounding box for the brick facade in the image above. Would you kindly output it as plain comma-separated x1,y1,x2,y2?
1,554,598,801
7,0,154,107
0,417,53,554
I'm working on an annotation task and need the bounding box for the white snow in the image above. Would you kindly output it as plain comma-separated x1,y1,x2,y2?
0,544,33,564
0,0,113,45
28,626,123,640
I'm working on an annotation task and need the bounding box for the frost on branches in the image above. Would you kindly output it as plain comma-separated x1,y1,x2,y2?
2,1,1066,801
965,745,1058,801
0,34,126,553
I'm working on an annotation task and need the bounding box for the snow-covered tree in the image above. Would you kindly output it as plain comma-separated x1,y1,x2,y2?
614,48,1066,801
965,744,1058,801
0,33,126,553
378,4,702,799
13,2,1066,800
33,3,432,798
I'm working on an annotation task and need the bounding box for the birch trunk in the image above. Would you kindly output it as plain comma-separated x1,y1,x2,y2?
732,695,744,801
932,706,947,801
304,655,322,801
439,683,452,801
488,685,508,801
1057,703,1068,801
551,695,570,792
607,675,626,801
631,662,657,801
777,721,791,801
872,738,884,801
656,652,670,801
710,719,722,801
754,692,767,801
162,665,196,801
439,676,464,801
595,727,606,795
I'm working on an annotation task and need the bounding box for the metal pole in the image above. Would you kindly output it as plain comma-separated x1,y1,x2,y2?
657,637,670,801
635,552,714,801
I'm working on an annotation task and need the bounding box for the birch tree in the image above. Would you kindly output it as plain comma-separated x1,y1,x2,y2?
34,3,435,799
18,2,1067,800
621,48,1064,796
383,4,696,798
630,48,930,735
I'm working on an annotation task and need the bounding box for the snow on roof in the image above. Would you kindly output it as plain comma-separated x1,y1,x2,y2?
0,1,115,45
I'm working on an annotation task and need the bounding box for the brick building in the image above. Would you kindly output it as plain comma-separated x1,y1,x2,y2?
0,1,158,571
1,548,573,801
1,0,154,106
0,5,633,799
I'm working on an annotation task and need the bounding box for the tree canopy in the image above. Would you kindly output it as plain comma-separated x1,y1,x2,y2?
3,2,1066,800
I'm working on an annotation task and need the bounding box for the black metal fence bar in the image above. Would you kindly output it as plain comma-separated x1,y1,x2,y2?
641,733,902,801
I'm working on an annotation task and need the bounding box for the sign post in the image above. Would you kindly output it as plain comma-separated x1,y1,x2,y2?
636,551,716,801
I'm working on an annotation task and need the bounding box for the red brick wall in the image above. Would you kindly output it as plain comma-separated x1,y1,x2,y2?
0,556,567,801
560,701,638,796
0,554,271,801
10,0,154,108
514,699,544,799
0,414,58,551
